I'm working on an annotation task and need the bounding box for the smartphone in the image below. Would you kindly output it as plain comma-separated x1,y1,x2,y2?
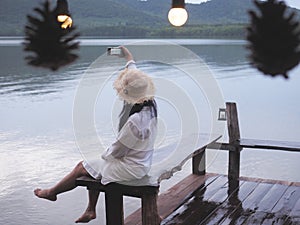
107,47,123,56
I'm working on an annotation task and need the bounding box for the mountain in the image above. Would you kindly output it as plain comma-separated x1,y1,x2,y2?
71,0,256,28
188,0,254,24
0,0,299,37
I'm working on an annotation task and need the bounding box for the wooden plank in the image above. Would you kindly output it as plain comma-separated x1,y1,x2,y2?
207,142,236,151
219,181,261,225
255,183,289,212
217,181,259,225
272,185,300,214
240,138,300,152
207,139,300,152
242,211,271,225
220,213,251,225
291,218,300,225
261,214,291,225
76,176,159,197
218,209,251,225
208,180,235,204
161,175,230,225
239,182,273,211
201,181,245,225
291,181,300,187
203,179,300,225
259,185,300,225
239,176,296,186
242,183,289,225
158,174,219,218
125,173,219,225
200,175,229,201
289,196,300,218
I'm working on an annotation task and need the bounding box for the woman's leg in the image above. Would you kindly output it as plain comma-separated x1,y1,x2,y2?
34,161,89,201
75,189,100,223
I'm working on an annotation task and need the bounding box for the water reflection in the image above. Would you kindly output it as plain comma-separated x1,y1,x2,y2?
0,45,109,97
185,44,248,67
0,40,299,225
0,41,251,97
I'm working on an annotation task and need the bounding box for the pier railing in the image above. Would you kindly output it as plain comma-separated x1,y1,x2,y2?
207,102,300,186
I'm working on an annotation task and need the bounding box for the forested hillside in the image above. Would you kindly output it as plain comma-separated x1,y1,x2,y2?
0,0,299,37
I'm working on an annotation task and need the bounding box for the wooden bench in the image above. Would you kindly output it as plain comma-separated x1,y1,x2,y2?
76,133,222,225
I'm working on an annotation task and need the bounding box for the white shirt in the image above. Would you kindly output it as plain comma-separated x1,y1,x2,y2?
102,106,157,170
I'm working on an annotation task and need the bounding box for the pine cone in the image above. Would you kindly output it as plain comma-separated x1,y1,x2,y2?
24,0,79,71
247,0,300,78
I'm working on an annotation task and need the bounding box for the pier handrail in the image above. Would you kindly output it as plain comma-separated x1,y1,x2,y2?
207,102,300,183
239,138,300,152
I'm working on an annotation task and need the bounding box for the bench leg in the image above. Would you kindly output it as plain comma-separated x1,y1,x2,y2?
105,190,124,225
192,147,206,175
142,193,160,225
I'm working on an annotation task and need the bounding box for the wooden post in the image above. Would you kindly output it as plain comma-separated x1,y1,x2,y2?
192,147,206,175
226,102,241,180
105,187,124,225
142,193,160,225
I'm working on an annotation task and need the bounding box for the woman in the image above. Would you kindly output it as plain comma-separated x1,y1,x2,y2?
34,46,158,223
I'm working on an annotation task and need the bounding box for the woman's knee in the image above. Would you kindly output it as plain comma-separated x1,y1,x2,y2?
75,161,89,176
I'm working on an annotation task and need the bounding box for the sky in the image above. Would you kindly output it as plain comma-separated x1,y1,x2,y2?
186,0,300,9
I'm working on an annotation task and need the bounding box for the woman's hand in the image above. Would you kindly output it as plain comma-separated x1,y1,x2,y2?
120,46,134,62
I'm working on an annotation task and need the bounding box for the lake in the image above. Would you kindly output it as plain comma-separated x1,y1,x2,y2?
0,38,299,225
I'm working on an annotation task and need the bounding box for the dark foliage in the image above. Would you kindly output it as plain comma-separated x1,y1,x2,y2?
23,0,80,71
247,0,300,78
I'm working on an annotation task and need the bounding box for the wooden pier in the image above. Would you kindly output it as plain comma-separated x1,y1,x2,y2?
161,175,300,225
76,102,300,225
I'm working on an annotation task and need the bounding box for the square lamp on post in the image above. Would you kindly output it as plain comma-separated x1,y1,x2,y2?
218,108,227,121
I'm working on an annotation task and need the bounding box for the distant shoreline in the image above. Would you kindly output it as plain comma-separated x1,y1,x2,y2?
0,23,248,39
0,37,246,47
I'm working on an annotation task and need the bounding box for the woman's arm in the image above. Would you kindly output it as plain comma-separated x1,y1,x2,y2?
120,46,136,69
101,140,130,160
120,46,134,62
101,121,139,161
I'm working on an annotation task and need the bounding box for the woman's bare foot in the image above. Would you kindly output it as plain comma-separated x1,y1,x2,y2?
75,210,96,223
34,188,57,201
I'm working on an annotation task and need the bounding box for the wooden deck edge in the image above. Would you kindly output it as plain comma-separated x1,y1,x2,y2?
239,176,300,187
125,173,219,225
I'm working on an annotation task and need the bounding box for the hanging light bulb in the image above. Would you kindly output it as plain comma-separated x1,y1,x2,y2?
168,0,188,27
57,15,73,29
55,0,72,29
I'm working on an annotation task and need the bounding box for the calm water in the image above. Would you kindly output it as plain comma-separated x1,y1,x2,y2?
0,38,299,225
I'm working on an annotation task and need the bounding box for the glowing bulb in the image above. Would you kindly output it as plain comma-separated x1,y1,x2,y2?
57,15,69,22
57,15,72,29
168,7,188,27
